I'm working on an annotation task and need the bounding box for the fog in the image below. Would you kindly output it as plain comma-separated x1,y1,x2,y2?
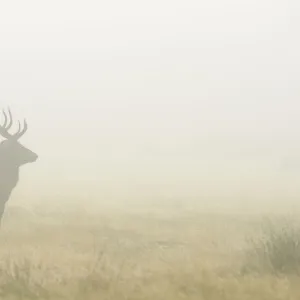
0,0,298,212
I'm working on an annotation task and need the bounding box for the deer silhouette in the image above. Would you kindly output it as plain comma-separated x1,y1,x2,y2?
0,108,38,226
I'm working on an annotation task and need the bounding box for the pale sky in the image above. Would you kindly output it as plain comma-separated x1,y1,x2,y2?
0,0,298,210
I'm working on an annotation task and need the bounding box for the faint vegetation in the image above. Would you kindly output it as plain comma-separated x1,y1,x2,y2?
243,216,300,275
0,205,299,299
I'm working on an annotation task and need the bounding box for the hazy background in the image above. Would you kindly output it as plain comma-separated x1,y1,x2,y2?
0,0,298,212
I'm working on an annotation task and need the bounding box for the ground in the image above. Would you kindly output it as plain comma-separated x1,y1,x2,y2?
0,202,298,299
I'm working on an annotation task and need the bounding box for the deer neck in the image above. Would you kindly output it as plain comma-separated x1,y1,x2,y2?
0,159,20,191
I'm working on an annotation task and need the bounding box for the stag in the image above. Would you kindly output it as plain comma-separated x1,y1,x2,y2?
0,108,38,226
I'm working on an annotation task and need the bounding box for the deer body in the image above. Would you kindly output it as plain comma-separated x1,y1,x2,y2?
0,108,38,226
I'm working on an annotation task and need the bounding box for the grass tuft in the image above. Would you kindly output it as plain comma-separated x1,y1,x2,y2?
243,217,300,275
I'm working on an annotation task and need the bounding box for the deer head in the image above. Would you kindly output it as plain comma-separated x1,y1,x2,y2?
0,108,38,166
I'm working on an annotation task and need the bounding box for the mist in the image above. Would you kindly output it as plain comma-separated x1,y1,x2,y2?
0,0,298,212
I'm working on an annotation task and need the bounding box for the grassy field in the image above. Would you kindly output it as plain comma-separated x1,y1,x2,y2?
0,203,299,299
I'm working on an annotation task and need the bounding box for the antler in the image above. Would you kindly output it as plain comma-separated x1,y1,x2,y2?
0,108,28,140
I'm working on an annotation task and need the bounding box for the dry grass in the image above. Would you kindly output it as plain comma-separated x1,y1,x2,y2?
0,203,298,299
